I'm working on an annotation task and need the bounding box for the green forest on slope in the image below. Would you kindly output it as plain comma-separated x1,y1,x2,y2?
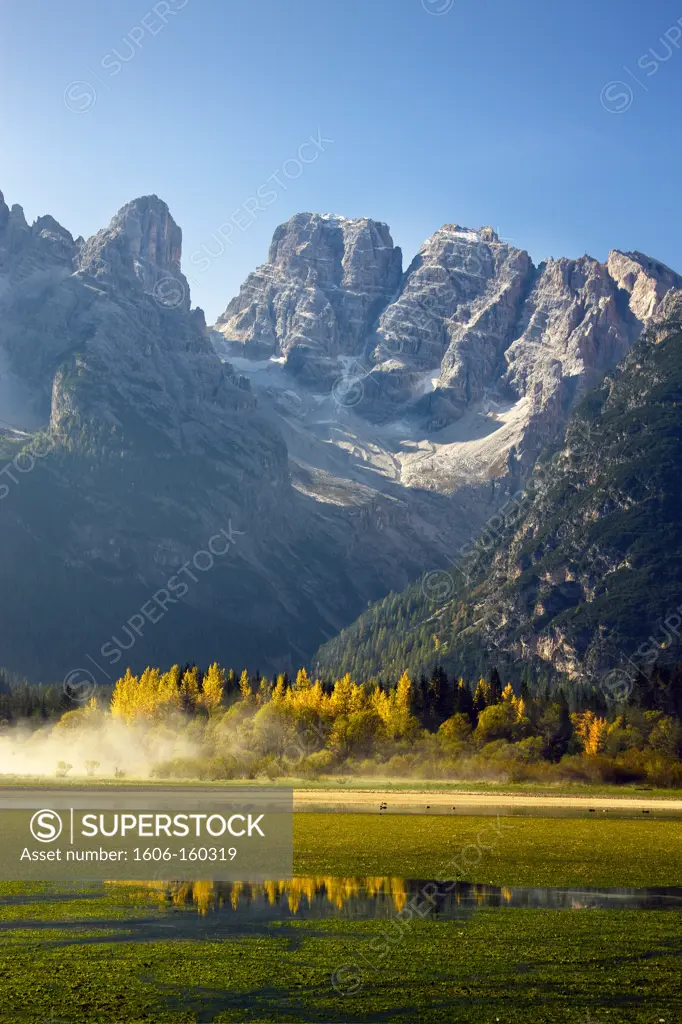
314,317,682,697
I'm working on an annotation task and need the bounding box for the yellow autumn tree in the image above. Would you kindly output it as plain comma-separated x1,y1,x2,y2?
329,674,364,718
376,671,418,740
137,667,162,718
294,667,311,691
179,666,200,712
501,683,528,724
239,669,254,705
285,675,326,727
255,676,272,707
572,711,608,755
158,664,182,711
271,673,288,707
199,663,225,714
110,668,140,723
56,696,102,732
473,677,488,712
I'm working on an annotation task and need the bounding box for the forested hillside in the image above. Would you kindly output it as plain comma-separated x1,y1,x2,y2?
4,660,682,786
314,308,682,698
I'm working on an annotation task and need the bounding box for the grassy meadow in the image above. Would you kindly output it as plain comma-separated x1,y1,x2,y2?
1,908,681,1022
0,810,680,1021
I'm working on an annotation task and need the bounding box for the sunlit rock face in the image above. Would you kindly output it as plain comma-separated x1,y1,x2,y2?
216,216,681,460
0,187,680,682
214,213,402,382
0,193,483,682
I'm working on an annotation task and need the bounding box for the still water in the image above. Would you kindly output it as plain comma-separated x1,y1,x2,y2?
2,878,679,943
126,877,682,915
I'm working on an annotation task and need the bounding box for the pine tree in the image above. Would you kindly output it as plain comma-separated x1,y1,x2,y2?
256,676,272,707
473,678,488,718
414,673,428,721
553,689,573,759
426,666,449,730
271,674,287,706
158,664,182,710
488,668,503,705
455,678,475,722
225,669,237,699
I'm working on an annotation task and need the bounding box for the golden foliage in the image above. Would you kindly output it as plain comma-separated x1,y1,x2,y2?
572,711,609,755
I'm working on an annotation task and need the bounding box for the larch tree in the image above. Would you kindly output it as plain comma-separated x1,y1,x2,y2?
200,663,225,715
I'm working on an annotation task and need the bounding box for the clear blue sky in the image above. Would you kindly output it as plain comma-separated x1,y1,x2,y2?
1,0,681,321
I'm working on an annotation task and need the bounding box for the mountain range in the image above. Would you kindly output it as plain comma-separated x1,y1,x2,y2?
0,190,680,685
315,297,682,694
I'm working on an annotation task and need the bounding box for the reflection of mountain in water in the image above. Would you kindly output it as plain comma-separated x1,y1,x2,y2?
108,878,682,919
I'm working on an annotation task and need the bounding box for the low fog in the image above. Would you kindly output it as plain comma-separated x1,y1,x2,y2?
0,714,203,779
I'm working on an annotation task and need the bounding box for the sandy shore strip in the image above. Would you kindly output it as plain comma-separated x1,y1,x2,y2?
294,789,682,813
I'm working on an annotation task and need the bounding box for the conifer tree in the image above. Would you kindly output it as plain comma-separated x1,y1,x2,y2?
294,667,311,691
239,669,253,704
488,668,503,705
158,664,182,710
455,678,476,722
472,677,488,718
200,663,225,714
180,666,200,713
256,676,272,707
110,668,139,722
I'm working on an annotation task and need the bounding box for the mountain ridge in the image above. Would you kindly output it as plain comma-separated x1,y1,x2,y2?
0,191,491,682
0,189,680,684
314,301,682,694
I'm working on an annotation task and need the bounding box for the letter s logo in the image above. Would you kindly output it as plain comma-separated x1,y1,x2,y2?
30,809,63,843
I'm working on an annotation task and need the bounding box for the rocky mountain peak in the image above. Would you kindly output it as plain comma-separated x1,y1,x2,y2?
433,223,500,244
214,214,682,458
215,211,402,376
8,203,29,232
0,191,474,681
0,190,76,286
110,194,182,269
78,195,187,310
607,249,681,321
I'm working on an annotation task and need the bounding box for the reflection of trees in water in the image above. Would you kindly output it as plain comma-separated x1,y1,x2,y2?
106,879,681,914
107,877,520,916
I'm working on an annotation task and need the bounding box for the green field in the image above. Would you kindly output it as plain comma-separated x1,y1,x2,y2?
1,909,680,1022
0,813,681,1022
2,774,682,799
295,813,682,887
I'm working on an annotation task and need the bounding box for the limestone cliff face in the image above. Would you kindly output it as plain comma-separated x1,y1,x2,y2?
214,213,402,381
77,195,185,305
0,191,76,286
369,226,535,424
2,189,681,683
607,249,682,321
49,196,263,461
314,312,682,689
217,216,682,474
0,192,79,427
0,192,477,681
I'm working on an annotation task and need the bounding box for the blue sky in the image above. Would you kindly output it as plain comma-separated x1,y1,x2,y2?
1,0,681,321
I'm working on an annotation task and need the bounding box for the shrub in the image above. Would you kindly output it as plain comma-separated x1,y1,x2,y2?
644,755,682,788
299,750,336,779
383,754,416,777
